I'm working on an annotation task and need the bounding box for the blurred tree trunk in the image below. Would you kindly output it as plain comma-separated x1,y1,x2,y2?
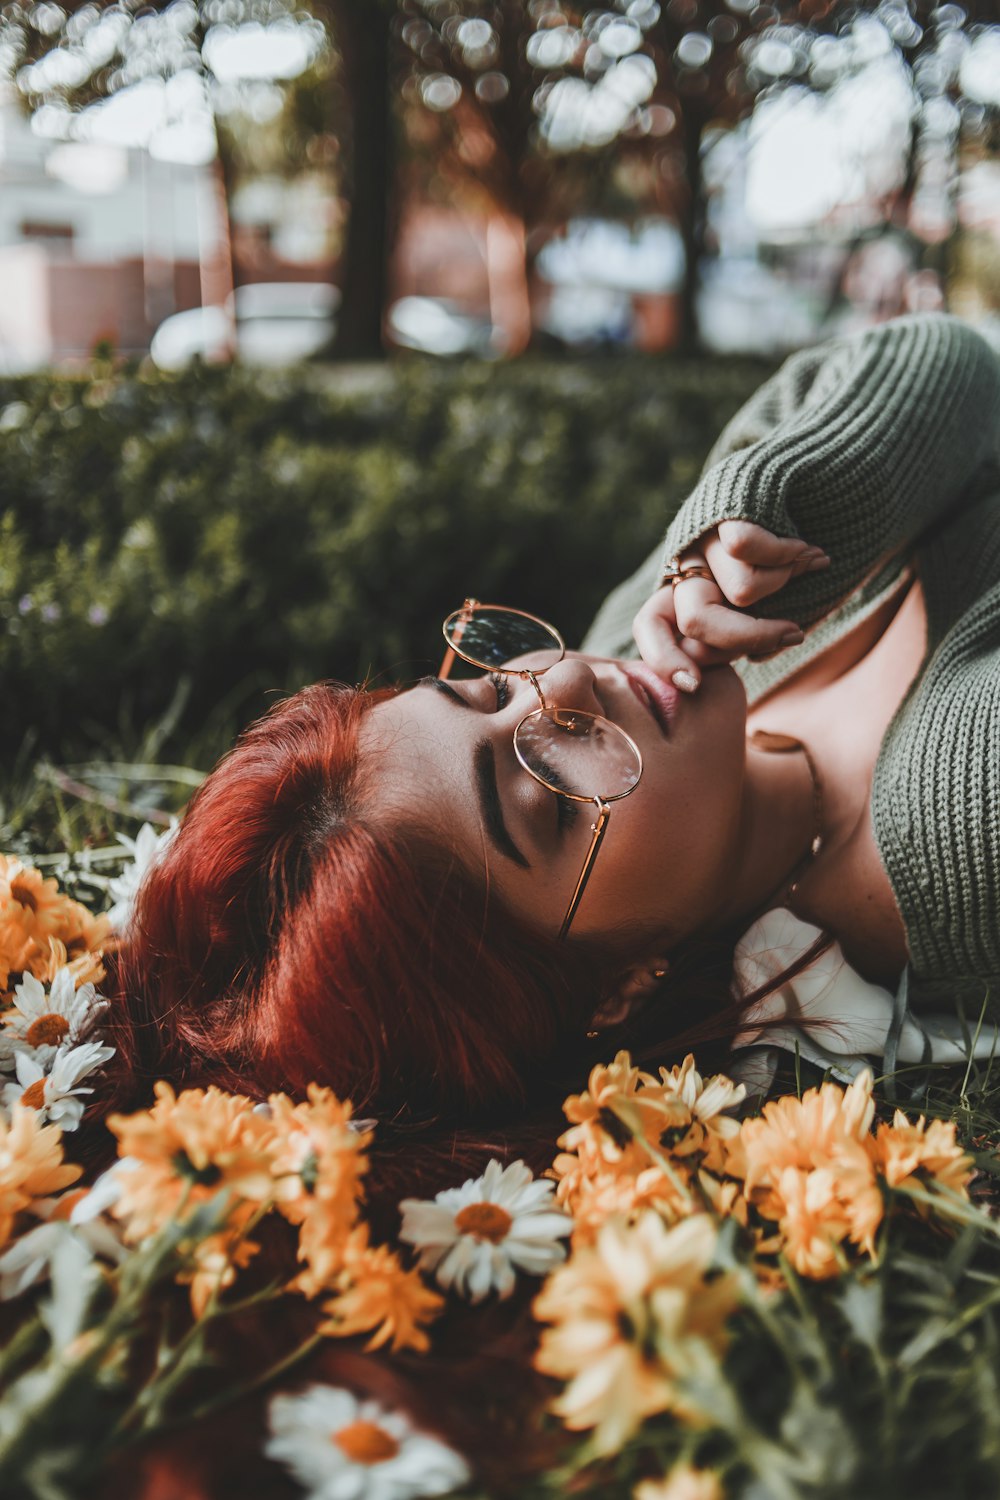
677,104,707,355
324,0,394,359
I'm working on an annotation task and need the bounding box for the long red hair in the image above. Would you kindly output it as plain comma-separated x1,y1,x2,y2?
102,681,616,1125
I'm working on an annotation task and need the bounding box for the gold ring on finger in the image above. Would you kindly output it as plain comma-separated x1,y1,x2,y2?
660,564,714,589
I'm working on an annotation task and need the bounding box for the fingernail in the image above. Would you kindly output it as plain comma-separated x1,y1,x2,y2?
780,629,803,646
672,669,699,693
807,555,831,571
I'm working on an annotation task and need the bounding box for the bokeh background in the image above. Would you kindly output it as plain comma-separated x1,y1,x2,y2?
1,0,999,832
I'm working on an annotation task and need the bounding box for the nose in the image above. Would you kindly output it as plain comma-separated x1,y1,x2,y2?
530,657,605,719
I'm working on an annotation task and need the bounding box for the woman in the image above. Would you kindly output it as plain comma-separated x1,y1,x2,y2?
105,312,1000,1126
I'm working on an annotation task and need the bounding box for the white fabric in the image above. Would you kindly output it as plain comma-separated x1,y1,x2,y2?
729,908,1000,1093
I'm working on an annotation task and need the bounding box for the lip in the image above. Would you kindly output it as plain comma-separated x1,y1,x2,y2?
620,663,679,738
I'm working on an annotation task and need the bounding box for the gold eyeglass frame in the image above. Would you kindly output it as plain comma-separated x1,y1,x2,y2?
439,598,643,939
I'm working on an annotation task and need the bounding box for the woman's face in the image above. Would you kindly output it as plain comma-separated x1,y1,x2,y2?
361,652,748,953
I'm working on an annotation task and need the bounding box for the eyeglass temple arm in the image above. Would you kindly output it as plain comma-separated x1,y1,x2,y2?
439,598,479,681
559,800,610,941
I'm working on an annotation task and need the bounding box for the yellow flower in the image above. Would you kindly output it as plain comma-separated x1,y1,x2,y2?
649,1056,746,1171
268,1086,369,1229
559,1053,745,1189
0,1104,81,1248
0,856,110,998
872,1110,973,1198
264,1086,372,1298
555,1158,693,1248
734,1073,883,1276
320,1227,443,1353
635,1466,724,1500
560,1051,664,1163
107,1082,276,1240
533,1212,739,1455
738,1071,876,1194
34,938,107,993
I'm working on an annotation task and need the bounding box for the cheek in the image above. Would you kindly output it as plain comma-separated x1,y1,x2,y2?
575,672,747,936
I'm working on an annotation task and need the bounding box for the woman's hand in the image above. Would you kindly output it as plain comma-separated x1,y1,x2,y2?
633,521,830,692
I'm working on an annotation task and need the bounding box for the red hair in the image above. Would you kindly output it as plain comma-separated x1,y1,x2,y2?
102,681,614,1124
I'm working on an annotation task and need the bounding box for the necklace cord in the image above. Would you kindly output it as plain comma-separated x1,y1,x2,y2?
748,729,824,908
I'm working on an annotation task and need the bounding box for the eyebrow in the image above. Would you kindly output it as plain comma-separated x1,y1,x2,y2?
418,677,530,869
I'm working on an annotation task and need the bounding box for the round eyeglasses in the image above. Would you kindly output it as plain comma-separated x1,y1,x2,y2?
440,599,643,938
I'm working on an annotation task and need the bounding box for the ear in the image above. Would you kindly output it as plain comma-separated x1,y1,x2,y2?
587,956,670,1033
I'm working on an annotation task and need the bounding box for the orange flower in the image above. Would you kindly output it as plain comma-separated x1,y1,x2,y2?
559,1052,744,1187
320,1227,443,1353
560,1051,665,1163
268,1086,369,1229
0,1104,81,1248
648,1055,746,1171
871,1110,973,1199
107,1082,277,1240
534,1212,739,1455
34,938,107,992
738,1071,876,1194
734,1072,883,1278
554,1156,693,1248
0,856,110,997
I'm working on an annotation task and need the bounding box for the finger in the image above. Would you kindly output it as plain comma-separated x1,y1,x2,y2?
632,591,704,692
718,520,827,568
703,535,793,608
677,637,737,667
673,579,803,657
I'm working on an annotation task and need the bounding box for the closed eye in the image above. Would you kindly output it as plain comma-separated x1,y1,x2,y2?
534,757,582,834
489,671,510,710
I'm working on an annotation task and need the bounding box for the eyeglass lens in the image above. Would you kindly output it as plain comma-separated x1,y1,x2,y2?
515,710,641,800
442,606,562,669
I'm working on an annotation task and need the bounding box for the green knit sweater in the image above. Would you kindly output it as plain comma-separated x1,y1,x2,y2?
582,314,1000,999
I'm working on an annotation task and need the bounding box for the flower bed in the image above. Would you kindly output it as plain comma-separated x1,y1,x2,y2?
2,842,1000,1500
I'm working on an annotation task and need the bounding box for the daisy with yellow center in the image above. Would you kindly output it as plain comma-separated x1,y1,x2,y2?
320,1225,443,1353
533,1211,740,1456
265,1385,470,1500
2,968,108,1069
399,1158,572,1303
3,1041,116,1131
106,1082,277,1240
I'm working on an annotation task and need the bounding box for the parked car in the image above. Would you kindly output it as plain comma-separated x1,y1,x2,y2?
150,282,340,370
386,296,498,357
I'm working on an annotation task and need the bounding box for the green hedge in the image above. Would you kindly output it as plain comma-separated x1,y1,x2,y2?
0,354,772,766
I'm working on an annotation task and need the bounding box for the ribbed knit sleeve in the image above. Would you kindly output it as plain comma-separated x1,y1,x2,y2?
661,314,1000,628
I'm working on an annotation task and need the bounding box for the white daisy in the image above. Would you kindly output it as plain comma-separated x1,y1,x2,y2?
106,820,179,933
3,969,109,1069
0,1204,125,1301
266,1384,470,1500
398,1159,572,1304
1,1042,116,1130
70,1157,141,1224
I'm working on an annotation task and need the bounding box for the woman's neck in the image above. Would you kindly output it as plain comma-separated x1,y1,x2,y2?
711,734,819,933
